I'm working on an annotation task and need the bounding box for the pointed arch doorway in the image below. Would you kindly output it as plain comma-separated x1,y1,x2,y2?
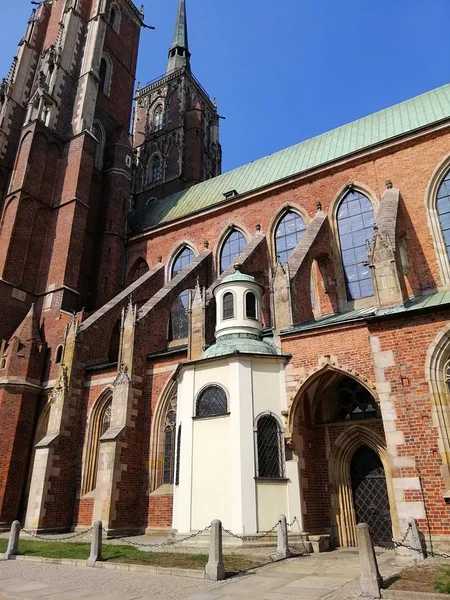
351,445,392,546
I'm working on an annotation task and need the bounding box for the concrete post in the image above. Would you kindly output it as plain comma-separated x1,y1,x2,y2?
357,523,382,599
277,514,291,559
86,520,103,567
5,520,21,559
205,520,225,581
406,517,425,563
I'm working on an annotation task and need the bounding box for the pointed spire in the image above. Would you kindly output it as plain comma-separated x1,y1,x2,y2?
167,0,191,73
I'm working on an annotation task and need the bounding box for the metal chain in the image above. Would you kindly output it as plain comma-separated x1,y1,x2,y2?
374,522,450,560
114,525,211,549
20,527,93,542
221,520,280,542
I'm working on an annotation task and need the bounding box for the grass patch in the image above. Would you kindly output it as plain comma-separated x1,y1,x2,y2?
385,563,450,594
435,565,450,594
0,538,262,575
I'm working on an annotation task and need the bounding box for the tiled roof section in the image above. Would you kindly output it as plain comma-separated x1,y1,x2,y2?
282,291,450,335
129,84,450,233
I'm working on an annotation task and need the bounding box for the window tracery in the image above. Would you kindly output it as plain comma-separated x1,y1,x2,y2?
220,229,247,273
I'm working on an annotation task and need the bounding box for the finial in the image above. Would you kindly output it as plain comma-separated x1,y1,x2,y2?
255,223,261,232
316,201,322,212
203,239,209,249
136,81,141,92
233,261,242,272
140,4,145,16
213,97,217,108
385,179,393,189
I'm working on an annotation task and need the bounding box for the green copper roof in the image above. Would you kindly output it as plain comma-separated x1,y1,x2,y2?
129,84,450,233
203,333,282,359
221,271,257,284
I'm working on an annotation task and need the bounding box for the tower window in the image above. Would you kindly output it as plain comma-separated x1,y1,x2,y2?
256,414,284,479
245,291,257,320
109,5,120,32
196,385,228,417
220,229,247,273
222,292,234,320
154,105,164,132
337,190,374,300
275,210,306,265
98,56,112,96
151,156,162,182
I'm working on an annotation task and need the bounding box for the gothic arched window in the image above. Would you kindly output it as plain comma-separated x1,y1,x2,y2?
81,394,112,495
220,230,247,273
245,291,257,320
337,190,375,300
275,210,306,265
163,409,177,484
196,385,228,417
437,170,450,263
99,55,112,96
222,292,234,320
109,4,120,32
131,258,149,282
256,414,284,479
170,290,190,340
55,345,63,365
154,105,164,132
151,156,162,182
335,378,377,421
171,247,194,278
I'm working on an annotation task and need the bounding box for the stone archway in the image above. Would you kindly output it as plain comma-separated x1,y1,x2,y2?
287,364,396,547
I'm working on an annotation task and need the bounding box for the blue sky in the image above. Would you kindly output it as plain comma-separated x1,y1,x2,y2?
1,1,449,172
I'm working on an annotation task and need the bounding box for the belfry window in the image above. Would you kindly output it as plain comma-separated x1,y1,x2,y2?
337,190,375,300
151,156,162,182
275,210,306,265
220,230,247,273
196,385,228,417
171,247,194,278
256,414,284,479
154,105,164,132
437,170,450,262
222,292,234,320
245,291,257,320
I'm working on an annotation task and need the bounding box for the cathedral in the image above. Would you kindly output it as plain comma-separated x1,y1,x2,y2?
2,0,450,551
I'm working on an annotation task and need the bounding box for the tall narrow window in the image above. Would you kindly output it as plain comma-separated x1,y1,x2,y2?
337,190,375,300
275,210,306,265
82,395,112,495
437,170,450,262
154,105,164,132
151,156,162,182
245,291,257,319
222,292,234,320
99,57,111,95
163,409,177,484
175,424,182,486
256,415,284,478
55,345,63,364
171,247,194,278
170,290,189,340
220,230,247,273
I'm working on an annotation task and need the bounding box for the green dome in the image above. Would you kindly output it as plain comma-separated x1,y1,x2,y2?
203,333,282,359
221,271,256,284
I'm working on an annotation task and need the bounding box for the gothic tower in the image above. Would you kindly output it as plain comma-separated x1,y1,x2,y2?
132,0,222,209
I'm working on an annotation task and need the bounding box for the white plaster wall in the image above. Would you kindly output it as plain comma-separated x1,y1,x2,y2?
191,416,232,529
256,482,288,531
252,360,283,417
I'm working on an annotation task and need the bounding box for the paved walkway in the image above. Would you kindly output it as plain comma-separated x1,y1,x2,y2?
0,548,404,600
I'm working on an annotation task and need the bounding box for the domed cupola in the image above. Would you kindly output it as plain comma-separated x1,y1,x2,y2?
203,263,281,358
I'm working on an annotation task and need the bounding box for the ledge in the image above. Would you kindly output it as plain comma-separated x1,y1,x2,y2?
192,412,230,421
255,477,289,484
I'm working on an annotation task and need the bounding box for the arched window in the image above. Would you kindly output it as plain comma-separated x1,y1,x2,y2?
131,259,149,282
220,229,247,273
437,170,450,262
55,345,63,364
163,409,177,484
151,156,162,182
335,378,377,421
81,394,112,495
196,385,228,417
170,290,190,340
245,291,257,320
222,292,234,320
337,190,375,300
171,246,194,278
275,210,307,265
109,4,120,31
256,414,284,478
154,105,164,132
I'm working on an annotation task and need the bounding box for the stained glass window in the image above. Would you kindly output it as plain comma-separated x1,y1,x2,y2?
257,415,284,478
171,247,194,278
222,292,234,320
220,230,247,273
196,385,228,417
337,190,375,300
437,170,450,262
275,211,306,265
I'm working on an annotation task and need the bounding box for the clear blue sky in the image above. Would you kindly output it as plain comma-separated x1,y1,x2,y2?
1,1,449,172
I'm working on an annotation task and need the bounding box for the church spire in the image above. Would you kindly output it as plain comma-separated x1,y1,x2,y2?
167,0,191,73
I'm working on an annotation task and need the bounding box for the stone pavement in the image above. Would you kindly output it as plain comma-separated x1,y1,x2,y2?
0,548,406,600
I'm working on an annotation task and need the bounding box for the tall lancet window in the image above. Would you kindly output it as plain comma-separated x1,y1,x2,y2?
220,230,247,273
151,156,162,182
437,169,450,262
154,105,164,131
81,395,112,495
275,211,306,265
163,409,177,484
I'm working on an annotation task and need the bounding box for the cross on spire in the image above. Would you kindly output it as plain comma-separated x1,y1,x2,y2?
167,0,191,73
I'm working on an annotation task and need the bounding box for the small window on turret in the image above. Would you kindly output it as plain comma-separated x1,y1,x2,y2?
222,292,234,320
245,291,257,320
0,357,6,370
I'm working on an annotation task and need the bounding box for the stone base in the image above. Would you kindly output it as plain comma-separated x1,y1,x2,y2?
309,534,330,553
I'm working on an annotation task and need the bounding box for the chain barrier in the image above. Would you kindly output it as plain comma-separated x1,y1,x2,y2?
286,516,310,555
221,520,280,542
114,525,211,549
20,526,93,542
375,522,450,560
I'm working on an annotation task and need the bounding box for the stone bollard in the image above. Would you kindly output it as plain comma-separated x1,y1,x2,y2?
277,514,291,559
205,520,225,581
5,520,21,560
406,517,425,563
357,523,382,599
86,521,103,568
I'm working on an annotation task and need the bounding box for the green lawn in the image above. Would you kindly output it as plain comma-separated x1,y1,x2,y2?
0,538,261,575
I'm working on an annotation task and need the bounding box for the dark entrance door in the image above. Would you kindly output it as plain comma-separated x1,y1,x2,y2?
351,445,392,546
